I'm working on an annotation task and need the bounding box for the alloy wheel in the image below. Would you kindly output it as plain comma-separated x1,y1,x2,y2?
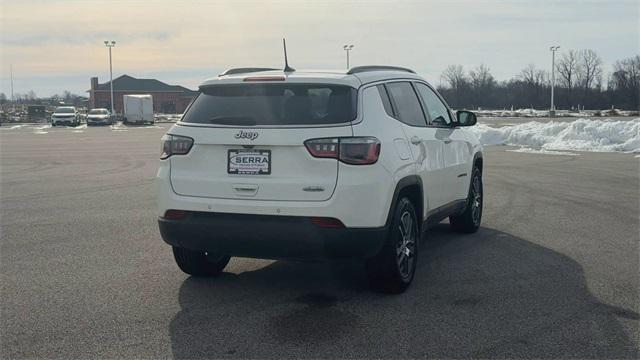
396,208,417,280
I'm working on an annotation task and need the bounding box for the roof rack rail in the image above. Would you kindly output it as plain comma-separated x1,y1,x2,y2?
219,67,279,76
346,65,416,75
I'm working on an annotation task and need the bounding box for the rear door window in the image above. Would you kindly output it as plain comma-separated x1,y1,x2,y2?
182,83,357,126
385,82,427,127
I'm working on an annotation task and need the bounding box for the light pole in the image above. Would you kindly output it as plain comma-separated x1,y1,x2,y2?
549,45,560,117
104,40,116,114
10,64,14,105
343,45,354,69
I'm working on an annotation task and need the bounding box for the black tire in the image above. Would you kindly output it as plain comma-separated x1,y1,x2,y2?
366,197,419,294
450,167,483,233
172,246,230,277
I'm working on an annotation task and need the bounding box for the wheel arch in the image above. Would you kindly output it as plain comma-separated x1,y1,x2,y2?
385,175,424,228
473,151,483,173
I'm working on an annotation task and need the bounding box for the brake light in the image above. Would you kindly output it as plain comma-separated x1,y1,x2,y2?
243,76,286,82
161,134,193,159
304,137,380,165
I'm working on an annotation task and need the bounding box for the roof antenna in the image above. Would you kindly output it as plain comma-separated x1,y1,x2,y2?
282,38,295,72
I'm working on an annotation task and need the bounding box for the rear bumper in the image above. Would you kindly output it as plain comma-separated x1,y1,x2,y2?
87,119,111,125
158,212,388,260
52,119,76,125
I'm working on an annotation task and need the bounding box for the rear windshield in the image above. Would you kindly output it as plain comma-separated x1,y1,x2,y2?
55,107,75,113
89,109,108,115
182,83,357,126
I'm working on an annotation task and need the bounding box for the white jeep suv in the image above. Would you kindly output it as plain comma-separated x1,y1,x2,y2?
157,66,483,293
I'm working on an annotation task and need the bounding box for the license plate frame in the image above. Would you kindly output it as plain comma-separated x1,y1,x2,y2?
227,149,271,175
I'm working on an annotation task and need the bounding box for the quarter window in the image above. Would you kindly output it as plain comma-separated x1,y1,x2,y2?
385,82,427,127
414,83,451,126
377,85,395,117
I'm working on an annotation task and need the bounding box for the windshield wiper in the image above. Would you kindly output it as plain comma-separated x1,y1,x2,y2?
208,116,256,126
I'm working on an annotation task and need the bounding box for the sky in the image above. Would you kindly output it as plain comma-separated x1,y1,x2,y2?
1,0,638,97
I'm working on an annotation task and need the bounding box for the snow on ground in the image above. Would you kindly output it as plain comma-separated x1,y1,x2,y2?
72,124,87,133
110,123,128,132
470,118,640,153
507,147,579,156
32,124,51,134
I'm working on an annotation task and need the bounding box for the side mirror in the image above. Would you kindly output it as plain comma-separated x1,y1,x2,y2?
456,110,477,126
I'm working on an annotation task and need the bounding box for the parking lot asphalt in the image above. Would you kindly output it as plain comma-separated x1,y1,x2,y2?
1,124,638,358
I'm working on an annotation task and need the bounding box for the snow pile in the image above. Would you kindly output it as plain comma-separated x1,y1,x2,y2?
33,124,51,134
154,113,183,122
471,118,640,153
110,123,128,132
472,108,639,118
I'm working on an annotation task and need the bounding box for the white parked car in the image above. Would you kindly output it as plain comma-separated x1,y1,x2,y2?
86,108,113,126
157,66,483,293
51,106,80,126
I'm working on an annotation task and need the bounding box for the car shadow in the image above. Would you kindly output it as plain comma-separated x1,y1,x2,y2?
168,225,638,359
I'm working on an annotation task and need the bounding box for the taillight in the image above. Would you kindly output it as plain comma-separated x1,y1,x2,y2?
304,138,339,158
161,134,193,159
304,137,380,165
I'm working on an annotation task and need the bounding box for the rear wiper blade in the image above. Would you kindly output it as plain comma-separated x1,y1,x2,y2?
208,116,256,126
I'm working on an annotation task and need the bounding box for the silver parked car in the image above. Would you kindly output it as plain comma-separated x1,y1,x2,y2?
86,108,113,126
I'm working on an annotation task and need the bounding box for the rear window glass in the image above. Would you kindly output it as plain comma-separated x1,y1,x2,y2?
182,83,357,126
55,107,75,113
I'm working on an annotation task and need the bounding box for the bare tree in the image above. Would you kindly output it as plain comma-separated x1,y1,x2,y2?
609,55,640,109
26,90,37,101
469,64,495,89
578,49,603,90
610,55,640,90
62,90,73,103
519,64,547,86
441,64,467,89
556,50,579,92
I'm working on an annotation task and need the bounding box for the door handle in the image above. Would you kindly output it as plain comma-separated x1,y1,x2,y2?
410,136,421,145
443,138,452,144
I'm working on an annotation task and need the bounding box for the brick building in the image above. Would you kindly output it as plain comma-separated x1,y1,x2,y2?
88,75,197,114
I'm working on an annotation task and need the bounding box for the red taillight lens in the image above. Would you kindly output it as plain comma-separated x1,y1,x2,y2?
161,134,193,159
311,217,345,228
304,137,380,165
304,138,340,159
339,137,381,165
163,209,188,220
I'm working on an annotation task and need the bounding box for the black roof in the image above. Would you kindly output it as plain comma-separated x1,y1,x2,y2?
92,75,197,95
